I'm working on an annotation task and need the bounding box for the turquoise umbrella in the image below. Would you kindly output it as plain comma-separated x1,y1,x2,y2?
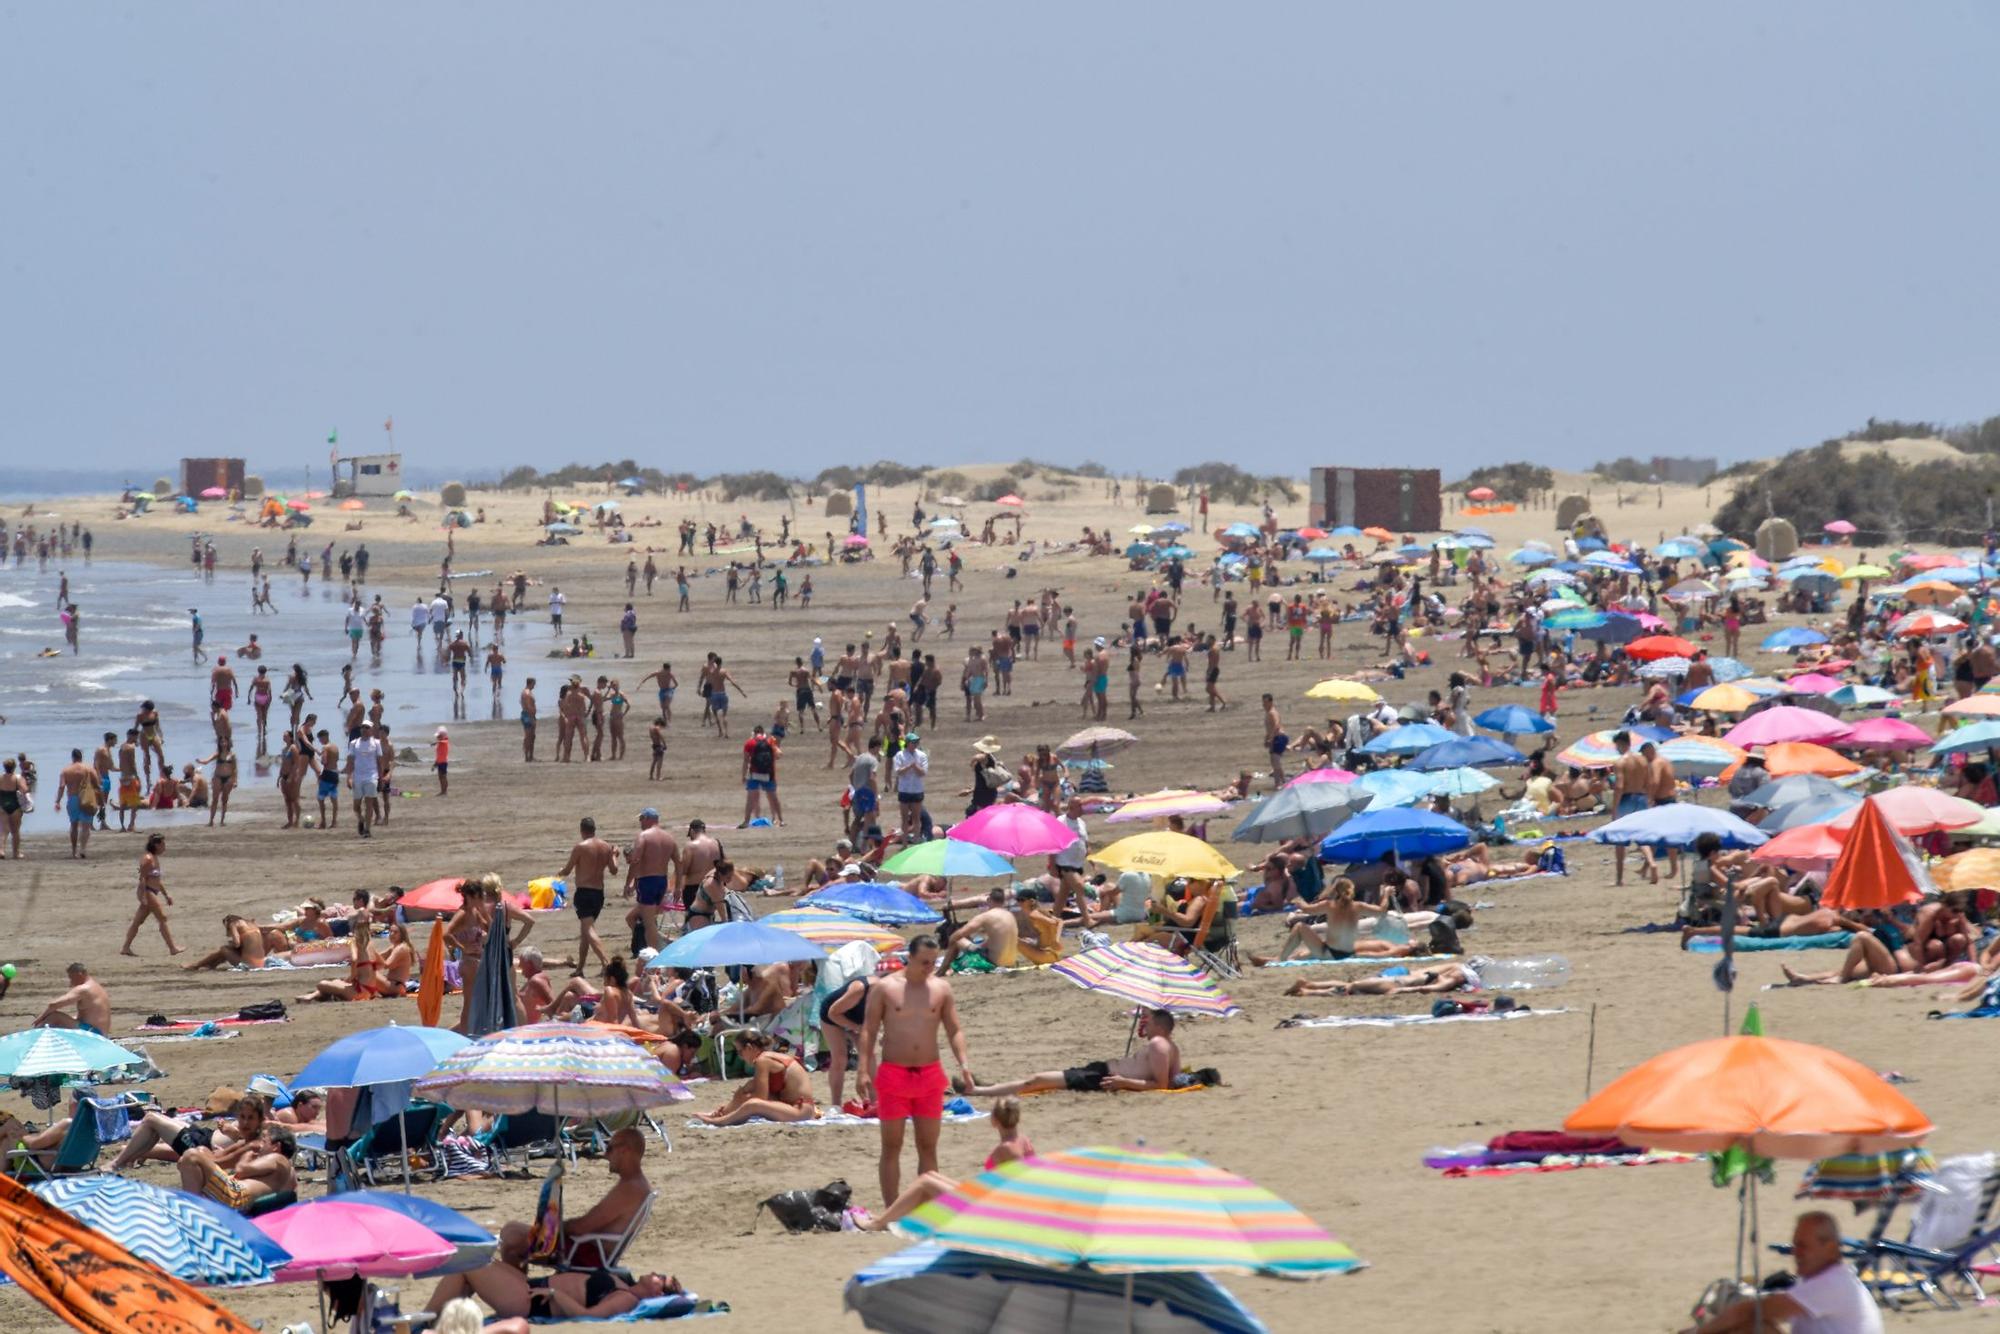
0,1027,146,1078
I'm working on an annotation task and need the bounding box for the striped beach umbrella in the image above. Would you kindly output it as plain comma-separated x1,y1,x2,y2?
27,1176,290,1287
762,908,907,953
1051,942,1240,1018
414,1022,686,1116
1105,789,1233,824
899,1144,1365,1278
1658,736,1746,778
1554,729,1625,769
0,1027,146,1079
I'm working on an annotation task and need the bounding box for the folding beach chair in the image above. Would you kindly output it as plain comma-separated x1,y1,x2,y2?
3,1111,102,1180
1864,1155,2000,1309
346,1101,448,1186
478,1110,571,1175
559,1190,655,1274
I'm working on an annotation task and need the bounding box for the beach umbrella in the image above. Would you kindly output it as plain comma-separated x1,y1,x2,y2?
1329,525,1362,538
1759,627,1827,651
1750,823,1846,871
1160,546,1195,560
544,521,581,535
1302,548,1342,563
1942,695,2000,718
400,877,474,912
338,498,365,511
1473,704,1554,737
762,909,907,954
1657,736,1746,778
286,498,310,512
1510,548,1557,566
800,881,943,925
1565,1034,1930,1158
1318,809,1471,862
1588,804,1767,850
1406,735,1525,771
1626,635,1697,661
1106,790,1233,825
27,1176,289,1287
1838,717,1931,751
1926,565,1986,585
1796,1150,1937,1205
1723,706,1850,748
845,533,871,547
1553,729,1627,769
1128,524,1156,535
1757,792,1863,833
1453,533,1495,549
1755,742,1860,779
1059,726,1139,756
1932,848,2000,892
1425,767,1498,798
415,1022,688,1117
1839,564,1890,581
1820,799,1933,911
1827,787,1983,837
899,1145,1364,1279
1364,550,1404,566
291,1024,468,1091
1823,520,1857,535
1362,526,1394,541
1685,683,1763,714
1829,683,1897,709
1297,526,1327,540
1357,722,1455,756
1655,541,1705,561
392,488,414,500
1928,718,2000,757
1737,774,1855,813
995,494,1024,508
1893,611,1966,638
1636,656,1691,679
1303,678,1379,704
1900,552,1965,572
1349,769,1438,809
0,1176,261,1333
1780,672,1844,696
1900,581,1961,606
1155,522,1190,534
1466,486,1496,501
1524,568,1575,586
1126,543,1159,559
1052,943,1239,1018
654,921,832,968
617,477,646,489
1230,783,1372,843
1221,522,1260,538
879,839,1016,878
1706,657,1753,683
199,486,227,500
845,1242,1270,1334
255,1199,455,1282
952,803,1079,857
1285,767,1358,786
1090,832,1240,881
1576,614,1645,644
0,1027,146,1079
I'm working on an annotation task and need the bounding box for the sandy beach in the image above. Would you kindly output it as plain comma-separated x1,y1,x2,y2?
0,472,1982,1333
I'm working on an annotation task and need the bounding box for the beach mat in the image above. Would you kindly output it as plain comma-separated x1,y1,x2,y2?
135,1016,290,1033
1256,954,1459,970
529,1294,724,1323
1687,932,1852,954
685,1107,983,1131
131,1030,241,1046
1439,1153,1700,1178
1278,1007,1569,1031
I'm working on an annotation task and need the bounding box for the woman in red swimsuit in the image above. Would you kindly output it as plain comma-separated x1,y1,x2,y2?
694,1030,822,1126
860,1096,1032,1230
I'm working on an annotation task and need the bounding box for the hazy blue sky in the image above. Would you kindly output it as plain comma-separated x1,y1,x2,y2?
5,3,1997,482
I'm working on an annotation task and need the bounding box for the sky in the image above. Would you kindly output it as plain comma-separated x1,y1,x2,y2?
5,2,1998,484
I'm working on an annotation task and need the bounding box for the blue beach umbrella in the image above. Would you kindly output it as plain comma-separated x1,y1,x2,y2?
1155,521,1189,534
1350,769,1438,808
1329,525,1362,538
1222,522,1260,538
1161,546,1195,560
1511,548,1557,566
652,921,829,969
1707,656,1752,683
1319,809,1473,862
25,1177,291,1287
1758,791,1865,833
801,881,946,925
291,1025,470,1091
1589,804,1767,850
1407,736,1527,771
1474,705,1555,737
1931,720,2000,758
1425,767,1498,798
1358,722,1457,756
1303,548,1342,563
1577,614,1645,644
1762,627,1828,650
0,1027,146,1079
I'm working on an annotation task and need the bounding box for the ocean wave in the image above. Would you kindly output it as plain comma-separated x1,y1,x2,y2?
0,593,35,610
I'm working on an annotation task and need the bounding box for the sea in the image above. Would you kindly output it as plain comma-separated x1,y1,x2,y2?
0,553,511,817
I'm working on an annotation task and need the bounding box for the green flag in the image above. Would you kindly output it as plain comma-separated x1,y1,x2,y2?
327,429,338,445
1739,1004,1763,1037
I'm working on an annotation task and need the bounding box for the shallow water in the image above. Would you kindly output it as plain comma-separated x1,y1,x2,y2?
0,556,521,796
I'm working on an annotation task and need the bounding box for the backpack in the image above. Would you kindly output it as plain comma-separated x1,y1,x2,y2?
749,738,775,775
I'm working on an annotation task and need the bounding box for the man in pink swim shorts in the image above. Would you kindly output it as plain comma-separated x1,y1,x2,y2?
859,935,973,1206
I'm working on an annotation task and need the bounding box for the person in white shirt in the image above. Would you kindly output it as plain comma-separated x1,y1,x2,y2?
409,598,429,645
343,720,385,840
429,593,451,646
343,606,367,661
1052,795,1088,918
891,734,929,838
1686,1211,1880,1334
549,587,566,636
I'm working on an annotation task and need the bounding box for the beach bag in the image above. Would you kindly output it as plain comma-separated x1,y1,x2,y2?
237,1000,287,1022
756,1179,852,1233
1536,844,1567,875
1689,1279,1754,1325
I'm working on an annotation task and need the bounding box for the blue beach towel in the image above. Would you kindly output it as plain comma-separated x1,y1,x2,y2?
1687,932,1852,954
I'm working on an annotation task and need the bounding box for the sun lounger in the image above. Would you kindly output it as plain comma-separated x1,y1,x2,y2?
1277,1007,1569,1031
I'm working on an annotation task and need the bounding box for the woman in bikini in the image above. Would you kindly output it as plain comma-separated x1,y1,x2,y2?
861,1096,1032,1231
447,875,537,1033
249,666,274,755
301,922,416,1003
196,740,238,826
694,1029,821,1125
682,860,737,934
121,832,181,956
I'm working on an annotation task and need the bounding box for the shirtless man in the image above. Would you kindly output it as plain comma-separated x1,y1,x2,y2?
559,817,620,972
182,915,269,971
940,888,1020,969
1262,693,1288,786
516,948,559,1022
35,963,111,1033
679,819,722,917
623,807,681,951
1642,740,1683,880
210,655,239,718
55,748,97,859
179,1126,297,1214
963,1008,1182,1096
858,936,973,1206
520,678,538,761
559,682,589,762
1610,731,1657,885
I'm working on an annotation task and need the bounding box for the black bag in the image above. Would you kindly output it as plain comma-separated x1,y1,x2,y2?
756,1179,852,1233
237,1000,287,1022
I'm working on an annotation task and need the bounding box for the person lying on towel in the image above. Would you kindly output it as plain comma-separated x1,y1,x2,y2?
956,1008,1214,1096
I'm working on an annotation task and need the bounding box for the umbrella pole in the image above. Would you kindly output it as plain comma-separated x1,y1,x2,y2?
400,1105,412,1194
1123,1008,1139,1058
1124,1271,1135,1334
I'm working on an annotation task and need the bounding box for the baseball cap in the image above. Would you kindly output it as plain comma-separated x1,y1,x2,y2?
840,862,865,878
640,807,659,821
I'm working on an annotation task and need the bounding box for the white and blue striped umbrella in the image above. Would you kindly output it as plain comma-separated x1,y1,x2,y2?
28,1176,290,1287
0,1027,146,1079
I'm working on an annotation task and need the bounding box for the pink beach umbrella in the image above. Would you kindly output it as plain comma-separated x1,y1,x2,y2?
255,1199,454,1281
1839,717,1935,752
1724,706,1852,748
1827,789,1984,838
1783,673,1845,695
198,486,226,499
951,803,1078,857
844,533,870,547
1823,520,1857,535
1286,767,1358,786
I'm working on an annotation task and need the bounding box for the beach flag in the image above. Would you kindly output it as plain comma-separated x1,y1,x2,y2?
327,428,337,445
1821,797,1932,910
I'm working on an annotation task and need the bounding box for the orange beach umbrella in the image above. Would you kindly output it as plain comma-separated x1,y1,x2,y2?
1819,796,1933,911
1755,742,1861,780
1566,1035,1932,1158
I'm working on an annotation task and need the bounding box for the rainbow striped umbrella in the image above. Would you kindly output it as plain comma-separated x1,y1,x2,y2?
1554,729,1625,769
762,908,907,953
413,1022,684,1116
898,1144,1365,1277
1104,789,1234,824
1051,942,1239,1018
1658,736,1746,778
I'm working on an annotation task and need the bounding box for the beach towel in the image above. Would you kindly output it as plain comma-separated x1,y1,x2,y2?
1256,954,1460,969
685,1107,984,1131
1439,1153,1699,1178
1687,933,1852,954
134,1015,290,1033
527,1294,724,1323
131,1029,240,1047
1277,1007,1569,1031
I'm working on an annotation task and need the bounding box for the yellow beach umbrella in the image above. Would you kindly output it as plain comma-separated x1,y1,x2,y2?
1840,564,1891,581
1305,678,1380,704
1688,683,1762,714
1932,848,2000,892
1090,832,1240,881
1902,581,1961,606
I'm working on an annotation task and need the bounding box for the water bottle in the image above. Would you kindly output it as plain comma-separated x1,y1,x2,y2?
770,863,786,892
1472,955,1572,991
1493,813,1507,838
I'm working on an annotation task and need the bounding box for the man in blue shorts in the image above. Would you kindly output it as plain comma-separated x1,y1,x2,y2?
1610,730,1657,886
624,807,680,952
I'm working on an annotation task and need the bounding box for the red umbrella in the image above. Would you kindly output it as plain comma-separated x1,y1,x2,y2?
1626,635,1697,661
1821,798,1932,910
1297,526,1327,540
995,495,1025,508
1895,611,1966,639
1750,823,1845,871
401,878,471,913
199,486,227,500
1467,486,1496,501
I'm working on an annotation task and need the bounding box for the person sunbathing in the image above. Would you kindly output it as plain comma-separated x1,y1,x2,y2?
182,914,269,971
1438,843,1542,888
272,1088,326,1130
1250,878,1425,964
940,887,1020,969
298,922,415,1002
859,1096,1032,1232
694,1029,820,1126
110,1095,269,1170
177,1125,297,1213
425,1224,681,1325
0,1113,75,1163
1284,960,1484,997
958,1007,1188,1096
